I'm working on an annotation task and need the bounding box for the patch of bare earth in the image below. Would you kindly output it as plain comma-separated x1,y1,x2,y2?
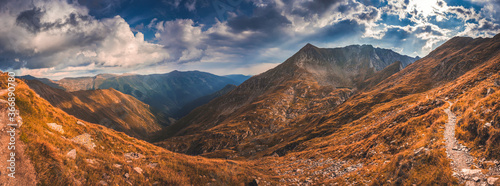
444,101,496,186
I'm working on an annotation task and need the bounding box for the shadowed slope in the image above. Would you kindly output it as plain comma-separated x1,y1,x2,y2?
25,79,165,139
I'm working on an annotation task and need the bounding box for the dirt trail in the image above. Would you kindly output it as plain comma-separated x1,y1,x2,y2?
444,101,490,185
0,88,37,186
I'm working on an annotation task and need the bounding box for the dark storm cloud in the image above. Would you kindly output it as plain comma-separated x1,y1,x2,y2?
226,4,291,34
301,20,365,44
16,7,91,33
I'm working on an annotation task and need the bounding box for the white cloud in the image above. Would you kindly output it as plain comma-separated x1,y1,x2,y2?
0,0,170,71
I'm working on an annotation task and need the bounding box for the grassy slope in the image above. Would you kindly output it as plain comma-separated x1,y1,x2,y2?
159,35,499,185
259,35,500,184
25,79,165,139
0,73,263,185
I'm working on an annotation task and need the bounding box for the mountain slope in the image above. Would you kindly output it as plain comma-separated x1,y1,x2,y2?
155,44,418,156
155,35,500,185
55,71,238,123
0,72,265,185
270,34,500,185
24,79,165,139
18,75,66,90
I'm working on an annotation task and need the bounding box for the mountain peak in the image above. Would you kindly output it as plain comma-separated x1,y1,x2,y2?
299,43,319,52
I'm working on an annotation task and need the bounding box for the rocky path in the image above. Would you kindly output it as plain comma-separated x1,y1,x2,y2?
443,101,498,185
0,88,37,186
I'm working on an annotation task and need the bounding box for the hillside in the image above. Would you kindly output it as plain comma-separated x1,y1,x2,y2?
154,35,500,185
155,43,418,155
0,72,266,185
54,71,239,123
24,79,165,140
18,75,66,90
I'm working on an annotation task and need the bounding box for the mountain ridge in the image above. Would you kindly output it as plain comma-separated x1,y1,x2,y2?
24,79,165,139
154,43,419,156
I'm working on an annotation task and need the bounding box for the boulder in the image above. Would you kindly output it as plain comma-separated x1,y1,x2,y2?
124,152,143,159
461,169,482,175
47,123,64,134
76,121,86,126
133,167,143,174
66,149,77,160
71,133,96,150
488,177,499,185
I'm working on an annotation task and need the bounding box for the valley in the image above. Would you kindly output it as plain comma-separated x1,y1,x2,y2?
2,34,500,185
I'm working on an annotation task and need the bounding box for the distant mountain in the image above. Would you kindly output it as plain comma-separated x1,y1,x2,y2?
24,79,165,139
175,84,237,118
155,43,418,155
45,71,239,124
18,75,66,90
223,74,252,84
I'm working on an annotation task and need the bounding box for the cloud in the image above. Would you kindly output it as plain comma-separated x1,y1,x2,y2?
0,0,169,73
1,0,499,79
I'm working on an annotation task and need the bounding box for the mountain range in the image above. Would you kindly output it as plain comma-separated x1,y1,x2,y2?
154,43,419,156
24,79,166,139
20,71,251,125
3,34,500,185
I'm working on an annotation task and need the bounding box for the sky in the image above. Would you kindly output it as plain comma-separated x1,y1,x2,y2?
0,0,498,79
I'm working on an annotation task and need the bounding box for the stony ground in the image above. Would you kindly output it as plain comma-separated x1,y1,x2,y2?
444,101,499,186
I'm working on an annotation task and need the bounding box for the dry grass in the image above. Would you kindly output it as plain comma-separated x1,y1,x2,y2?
0,72,262,185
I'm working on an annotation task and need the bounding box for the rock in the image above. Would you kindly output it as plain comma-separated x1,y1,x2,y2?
462,169,482,175
98,180,108,185
466,180,476,186
133,167,143,174
66,149,77,160
113,164,122,169
487,88,495,96
71,133,96,150
147,162,158,168
85,159,97,164
472,177,480,182
123,173,129,179
248,179,259,186
76,120,86,126
124,152,143,159
488,177,499,185
485,122,492,127
46,123,64,134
